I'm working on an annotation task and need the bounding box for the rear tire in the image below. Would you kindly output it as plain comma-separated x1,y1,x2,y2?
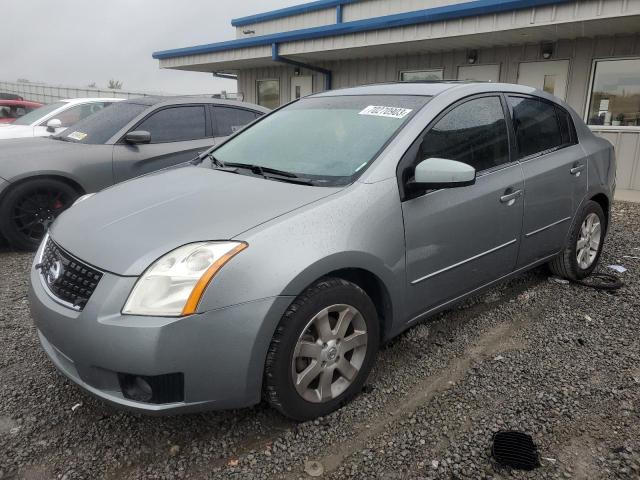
549,200,606,281
264,278,379,421
0,178,79,251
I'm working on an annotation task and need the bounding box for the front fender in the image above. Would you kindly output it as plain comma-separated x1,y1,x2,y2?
196,179,408,328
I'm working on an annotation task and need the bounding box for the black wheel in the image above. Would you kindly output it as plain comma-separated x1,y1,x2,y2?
264,278,379,421
0,178,79,251
549,200,606,281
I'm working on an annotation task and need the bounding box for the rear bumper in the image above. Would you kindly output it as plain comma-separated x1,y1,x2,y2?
29,250,292,414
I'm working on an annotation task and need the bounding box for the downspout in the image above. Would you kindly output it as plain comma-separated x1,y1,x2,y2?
271,43,332,91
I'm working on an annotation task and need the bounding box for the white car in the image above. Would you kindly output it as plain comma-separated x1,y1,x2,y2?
0,98,123,140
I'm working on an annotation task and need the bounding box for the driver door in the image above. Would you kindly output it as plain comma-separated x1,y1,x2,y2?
400,95,524,322
112,104,215,182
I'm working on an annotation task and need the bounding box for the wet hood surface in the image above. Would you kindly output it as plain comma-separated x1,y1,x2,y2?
50,165,340,275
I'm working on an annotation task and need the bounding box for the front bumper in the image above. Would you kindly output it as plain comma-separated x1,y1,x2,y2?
29,249,292,414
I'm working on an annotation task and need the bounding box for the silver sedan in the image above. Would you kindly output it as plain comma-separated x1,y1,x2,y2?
29,82,615,420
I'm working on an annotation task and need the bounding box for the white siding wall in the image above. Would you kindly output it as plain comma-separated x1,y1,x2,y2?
234,8,336,38
343,0,490,21
237,34,640,190
233,0,640,41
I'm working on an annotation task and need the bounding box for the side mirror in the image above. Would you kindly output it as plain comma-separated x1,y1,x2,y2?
46,118,62,132
124,130,151,144
409,157,476,190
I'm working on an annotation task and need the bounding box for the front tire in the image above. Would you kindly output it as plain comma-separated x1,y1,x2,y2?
264,278,379,421
549,200,606,281
0,178,79,251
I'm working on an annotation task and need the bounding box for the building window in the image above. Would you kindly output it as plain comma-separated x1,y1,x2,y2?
399,69,443,82
457,64,500,82
586,58,640,127
257,79,280,109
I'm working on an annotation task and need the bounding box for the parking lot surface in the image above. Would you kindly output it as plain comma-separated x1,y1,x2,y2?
1,202,639,480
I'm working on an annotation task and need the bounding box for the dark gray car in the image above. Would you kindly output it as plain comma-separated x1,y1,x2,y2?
29,82,615,420
0,96,268,249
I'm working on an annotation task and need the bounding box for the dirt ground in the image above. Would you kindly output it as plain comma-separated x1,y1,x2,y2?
1,202,639,479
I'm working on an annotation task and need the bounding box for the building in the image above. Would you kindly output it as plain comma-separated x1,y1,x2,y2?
154,0,640,196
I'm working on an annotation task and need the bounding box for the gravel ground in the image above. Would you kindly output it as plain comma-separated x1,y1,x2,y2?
1,201,639,480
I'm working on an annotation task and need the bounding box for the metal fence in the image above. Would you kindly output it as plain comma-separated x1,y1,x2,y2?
0,81,242,104
0,81,154,104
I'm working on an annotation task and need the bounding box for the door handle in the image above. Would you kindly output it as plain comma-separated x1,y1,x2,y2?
570,164,585,175
500,189,523,204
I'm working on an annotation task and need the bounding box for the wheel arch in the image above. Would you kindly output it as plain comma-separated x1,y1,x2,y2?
589,192,610,231
0,173,86,202
279,253,399,343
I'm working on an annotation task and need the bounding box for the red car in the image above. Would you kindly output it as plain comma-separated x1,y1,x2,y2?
0,100,43,124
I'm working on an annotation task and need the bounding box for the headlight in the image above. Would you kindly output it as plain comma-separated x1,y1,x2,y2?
122,241,247,317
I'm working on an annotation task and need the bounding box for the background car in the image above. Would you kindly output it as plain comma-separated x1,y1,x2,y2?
0,97,122,140
0,93,23,100
0,96,268,250
0,100,43,123
29,82,614,420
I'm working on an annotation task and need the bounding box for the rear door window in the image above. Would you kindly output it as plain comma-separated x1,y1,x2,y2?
212,107,261,137
135,106,207,143
508,96,563,158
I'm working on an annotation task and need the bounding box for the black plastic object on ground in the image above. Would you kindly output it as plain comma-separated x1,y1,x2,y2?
492,431,540,470
572,272,623,291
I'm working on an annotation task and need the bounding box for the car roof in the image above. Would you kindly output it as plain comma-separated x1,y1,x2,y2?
119,95,270,112
0,100,42,107
60,97,125,104
311,81,538,98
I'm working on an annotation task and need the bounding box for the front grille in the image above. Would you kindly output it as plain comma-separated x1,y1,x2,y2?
37,237,103,310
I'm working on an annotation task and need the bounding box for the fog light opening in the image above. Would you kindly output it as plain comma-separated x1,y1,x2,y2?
118,372,185,404
120,374,153,402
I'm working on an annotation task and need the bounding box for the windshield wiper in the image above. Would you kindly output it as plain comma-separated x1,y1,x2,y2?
50,136,72,142
224,163,295,178
225,162,315,185
193,151,225,168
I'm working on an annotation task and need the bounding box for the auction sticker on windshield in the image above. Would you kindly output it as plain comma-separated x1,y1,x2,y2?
67,131,87,141
359,106,413,119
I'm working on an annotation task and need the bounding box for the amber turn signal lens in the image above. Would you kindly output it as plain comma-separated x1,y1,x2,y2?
181,242,248,315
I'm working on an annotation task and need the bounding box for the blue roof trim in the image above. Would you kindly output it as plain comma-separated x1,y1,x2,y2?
231,0,358,27
153,0,570,60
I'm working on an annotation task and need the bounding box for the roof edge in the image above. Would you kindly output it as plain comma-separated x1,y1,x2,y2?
154,0,572,60
231,0,357,27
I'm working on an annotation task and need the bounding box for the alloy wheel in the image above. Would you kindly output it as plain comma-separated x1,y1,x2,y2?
11,187,73,242
291,304,368,403
576,212,601,270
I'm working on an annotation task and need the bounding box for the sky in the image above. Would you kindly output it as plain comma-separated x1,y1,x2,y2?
2,0,300,95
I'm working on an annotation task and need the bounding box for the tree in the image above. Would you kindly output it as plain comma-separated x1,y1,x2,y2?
87,82,97,88
108,79,123,90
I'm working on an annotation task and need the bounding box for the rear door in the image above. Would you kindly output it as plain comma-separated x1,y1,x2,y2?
112,104,215,182
507,95,587,267
400,95,524,321
211,106,263,143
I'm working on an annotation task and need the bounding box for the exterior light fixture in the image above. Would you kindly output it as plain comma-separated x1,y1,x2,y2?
467,50,478,64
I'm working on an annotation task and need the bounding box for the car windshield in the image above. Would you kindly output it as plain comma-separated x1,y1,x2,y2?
56,102,146,144
212,95,430,186
11,102,66,126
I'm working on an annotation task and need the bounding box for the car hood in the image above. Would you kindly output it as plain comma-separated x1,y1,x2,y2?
50,166,341,276
0,124,34,139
